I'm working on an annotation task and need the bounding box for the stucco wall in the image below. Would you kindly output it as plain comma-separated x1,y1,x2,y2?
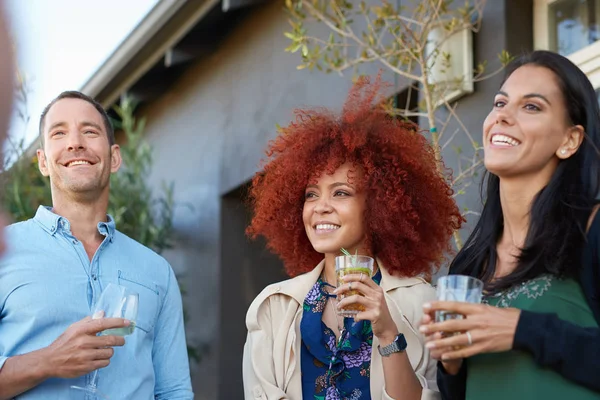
135,0,531,397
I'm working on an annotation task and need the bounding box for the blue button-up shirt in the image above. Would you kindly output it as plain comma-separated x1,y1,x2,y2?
0,206,193,399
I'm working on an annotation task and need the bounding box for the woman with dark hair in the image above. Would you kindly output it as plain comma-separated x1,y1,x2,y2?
242,77,462,399
420,50,600,399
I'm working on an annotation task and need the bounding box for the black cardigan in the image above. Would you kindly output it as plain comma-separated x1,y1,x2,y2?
437,213,600,399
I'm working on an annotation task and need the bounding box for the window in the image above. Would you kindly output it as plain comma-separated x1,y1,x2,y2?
535,0,600,87
394,83,420,126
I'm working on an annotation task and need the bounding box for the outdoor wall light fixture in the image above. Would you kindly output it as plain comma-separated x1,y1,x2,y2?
425,25,474,106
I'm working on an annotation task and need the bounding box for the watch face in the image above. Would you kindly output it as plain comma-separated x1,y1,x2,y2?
396,334,407,351
379,334,406,356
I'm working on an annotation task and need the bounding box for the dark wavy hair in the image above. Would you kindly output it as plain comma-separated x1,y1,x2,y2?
246,76,463,278
450,50,600,292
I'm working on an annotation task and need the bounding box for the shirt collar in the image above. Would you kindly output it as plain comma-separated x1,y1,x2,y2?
33,205,117,241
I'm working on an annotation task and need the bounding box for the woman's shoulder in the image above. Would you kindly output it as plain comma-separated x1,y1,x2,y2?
387,275,436,300
386,276,436,322
245,274,309,329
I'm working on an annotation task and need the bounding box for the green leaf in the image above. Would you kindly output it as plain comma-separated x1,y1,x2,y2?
284,42,300,53
290,42,303,53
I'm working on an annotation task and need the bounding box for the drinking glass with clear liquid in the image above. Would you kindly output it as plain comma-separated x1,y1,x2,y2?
435,275,483,336
70,283,138,399
335,255,374,316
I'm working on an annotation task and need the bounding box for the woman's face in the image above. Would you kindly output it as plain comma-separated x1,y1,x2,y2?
302,162,368,257
482,65,583,180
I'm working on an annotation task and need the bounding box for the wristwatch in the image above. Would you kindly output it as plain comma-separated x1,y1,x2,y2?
378,333,407,357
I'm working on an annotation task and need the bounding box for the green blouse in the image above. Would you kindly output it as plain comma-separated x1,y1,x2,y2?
466,275,600,400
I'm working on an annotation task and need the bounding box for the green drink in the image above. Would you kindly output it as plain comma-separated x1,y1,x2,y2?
101,322,136,336
335,255,374,316
72,284,139,398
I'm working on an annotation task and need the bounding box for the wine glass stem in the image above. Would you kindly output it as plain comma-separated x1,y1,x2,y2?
89,369,99,390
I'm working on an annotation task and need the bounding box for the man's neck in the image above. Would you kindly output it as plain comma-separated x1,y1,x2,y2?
51,193,109,244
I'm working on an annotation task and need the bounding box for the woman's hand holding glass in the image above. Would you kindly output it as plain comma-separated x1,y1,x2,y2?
419,301,521,374
334,273,399,343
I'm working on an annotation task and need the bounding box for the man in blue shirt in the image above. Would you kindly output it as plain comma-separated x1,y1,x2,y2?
0,91,194,399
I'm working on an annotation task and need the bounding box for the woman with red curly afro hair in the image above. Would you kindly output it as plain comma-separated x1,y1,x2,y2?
242,76,462,400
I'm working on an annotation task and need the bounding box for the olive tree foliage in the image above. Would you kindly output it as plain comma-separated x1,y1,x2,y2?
284,0,512,248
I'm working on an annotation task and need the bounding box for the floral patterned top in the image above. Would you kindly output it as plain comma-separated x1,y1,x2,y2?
300,270,382,400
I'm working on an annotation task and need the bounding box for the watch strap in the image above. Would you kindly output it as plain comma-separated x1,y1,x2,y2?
378,333,407,357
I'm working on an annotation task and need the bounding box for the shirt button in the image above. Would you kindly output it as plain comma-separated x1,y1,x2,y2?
92,274,97,280
72,239,78,244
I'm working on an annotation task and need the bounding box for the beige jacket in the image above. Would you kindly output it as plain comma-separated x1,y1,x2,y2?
242,260,440,399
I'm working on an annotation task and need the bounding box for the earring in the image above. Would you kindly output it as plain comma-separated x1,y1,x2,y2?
560,149,567,155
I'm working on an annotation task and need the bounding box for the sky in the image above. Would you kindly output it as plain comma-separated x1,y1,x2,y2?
4,0,159,150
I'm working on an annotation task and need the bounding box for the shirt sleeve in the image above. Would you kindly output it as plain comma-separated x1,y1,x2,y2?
243,295,291,400
436,360,467,400
411,283,439,394
152,263,194,399
513,310,600,392
385,282,440,400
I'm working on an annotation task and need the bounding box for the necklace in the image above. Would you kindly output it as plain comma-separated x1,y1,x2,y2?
321,276,347,347
327,297,347,346
320,277,349,395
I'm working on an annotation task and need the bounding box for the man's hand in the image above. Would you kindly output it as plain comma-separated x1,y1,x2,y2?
42,316,130,379
0,316,130,400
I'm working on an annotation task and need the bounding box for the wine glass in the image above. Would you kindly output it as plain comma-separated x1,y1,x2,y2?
70,283,138,399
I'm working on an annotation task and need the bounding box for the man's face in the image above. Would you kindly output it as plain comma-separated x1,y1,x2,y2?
37,98,121,199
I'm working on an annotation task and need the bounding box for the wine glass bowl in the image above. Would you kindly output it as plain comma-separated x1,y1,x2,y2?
70,283,139,399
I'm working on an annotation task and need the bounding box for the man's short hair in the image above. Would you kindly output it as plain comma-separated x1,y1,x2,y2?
39,91,115,147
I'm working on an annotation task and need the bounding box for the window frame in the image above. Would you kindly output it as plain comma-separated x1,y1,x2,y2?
534,0,600,88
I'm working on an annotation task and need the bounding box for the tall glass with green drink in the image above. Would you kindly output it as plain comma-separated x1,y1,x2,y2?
335,254,374,316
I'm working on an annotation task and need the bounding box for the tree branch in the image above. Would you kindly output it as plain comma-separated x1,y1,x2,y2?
452,158,484,186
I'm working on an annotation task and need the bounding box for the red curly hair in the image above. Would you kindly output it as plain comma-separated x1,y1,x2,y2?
247,76,463,278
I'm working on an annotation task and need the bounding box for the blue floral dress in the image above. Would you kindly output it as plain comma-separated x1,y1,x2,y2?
300,270,382,400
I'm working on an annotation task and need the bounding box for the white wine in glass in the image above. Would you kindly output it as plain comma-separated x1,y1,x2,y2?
70,283,139,399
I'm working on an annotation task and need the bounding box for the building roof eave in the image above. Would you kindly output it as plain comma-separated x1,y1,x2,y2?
80,0,220,107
